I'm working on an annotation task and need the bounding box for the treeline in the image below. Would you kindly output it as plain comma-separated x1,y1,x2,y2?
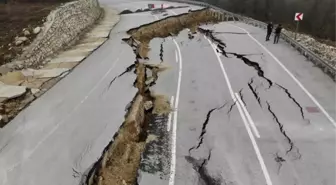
199,0,335,41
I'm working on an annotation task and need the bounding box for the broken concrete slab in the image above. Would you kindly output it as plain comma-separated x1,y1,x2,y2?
83,10,120,39
43,62,79,69
80,37,107,44
77,39,107,47
94,24,115,29
0,6,121,129
90,26,113,31
86,31,110,38
31,88,40,94
49,56,86,64
57,49,91,57
20,78,51,89
21,68,69,78
71,45,99,53
0,84,27,98
0,71,25,85
102,19,119,25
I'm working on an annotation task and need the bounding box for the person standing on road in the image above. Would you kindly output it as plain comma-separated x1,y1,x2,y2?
274,24,283,44
266,22,273,41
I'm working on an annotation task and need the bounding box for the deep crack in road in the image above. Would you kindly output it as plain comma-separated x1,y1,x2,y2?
266,101,302,159
107,63,136,89
275,83,306,120
185,149,222,185
238,88,246,106
189,102,228,154
248,78,262,107
160,40,164,63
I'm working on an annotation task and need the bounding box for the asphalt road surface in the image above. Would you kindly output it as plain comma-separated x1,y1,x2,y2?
0,1,335,185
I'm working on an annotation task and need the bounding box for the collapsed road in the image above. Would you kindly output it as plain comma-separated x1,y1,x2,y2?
0,0,335,185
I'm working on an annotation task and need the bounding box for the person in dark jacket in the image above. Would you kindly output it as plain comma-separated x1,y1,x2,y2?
274,24,283,44
266,22,273,41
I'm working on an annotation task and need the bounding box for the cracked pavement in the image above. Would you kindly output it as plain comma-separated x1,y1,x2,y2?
0,1,335,185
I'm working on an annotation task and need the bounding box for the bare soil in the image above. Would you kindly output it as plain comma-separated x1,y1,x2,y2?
0,1,70,66
127,8,222,58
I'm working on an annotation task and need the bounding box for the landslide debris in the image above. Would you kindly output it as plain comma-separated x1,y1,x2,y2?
86,9,225,185
119,6,189,15
0,88,37,127
86,62,172,185
124,8,224,59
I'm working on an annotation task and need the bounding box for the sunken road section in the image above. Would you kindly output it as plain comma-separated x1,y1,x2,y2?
124,8,225,59
85,8,225,185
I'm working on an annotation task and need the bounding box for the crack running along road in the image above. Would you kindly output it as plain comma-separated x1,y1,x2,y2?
171,15,334,185
0,2,334,185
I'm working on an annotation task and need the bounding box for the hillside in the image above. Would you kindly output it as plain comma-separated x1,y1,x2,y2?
0,0,70,66
201,0,335,42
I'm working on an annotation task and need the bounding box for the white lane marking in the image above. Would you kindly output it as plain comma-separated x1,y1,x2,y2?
169,39,182,185
206,38,273,185
231,24,336,127
175,50,179,63
170,10,177,15
235,92,261,138
234,94,273,185
167,96,175,132
3,51,124,172
205,38,235,98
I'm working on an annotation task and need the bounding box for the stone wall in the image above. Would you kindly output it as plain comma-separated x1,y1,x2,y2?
8,0,102,69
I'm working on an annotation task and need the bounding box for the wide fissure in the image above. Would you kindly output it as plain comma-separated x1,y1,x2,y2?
85,9,224,185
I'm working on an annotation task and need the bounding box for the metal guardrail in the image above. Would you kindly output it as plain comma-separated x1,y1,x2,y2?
163,0,336,80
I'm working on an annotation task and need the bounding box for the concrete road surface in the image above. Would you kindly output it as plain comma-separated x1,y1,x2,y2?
0,1,335,185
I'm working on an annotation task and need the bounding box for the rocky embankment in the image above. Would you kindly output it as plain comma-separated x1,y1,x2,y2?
0,0,120,127
283,29,336,68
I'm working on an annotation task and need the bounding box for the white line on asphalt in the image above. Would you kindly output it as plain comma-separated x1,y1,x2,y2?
175,50,179,63
4,50,124,173
231,24,336,127
235,92,261,138
206,38,273,185
233,94,273,185
167,96,175,132
205,38,235,98
156,12,181,184
170,10,177,15
169,39,182,185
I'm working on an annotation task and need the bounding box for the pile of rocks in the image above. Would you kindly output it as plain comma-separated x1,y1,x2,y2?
14,27,41,46
283,29,336,68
